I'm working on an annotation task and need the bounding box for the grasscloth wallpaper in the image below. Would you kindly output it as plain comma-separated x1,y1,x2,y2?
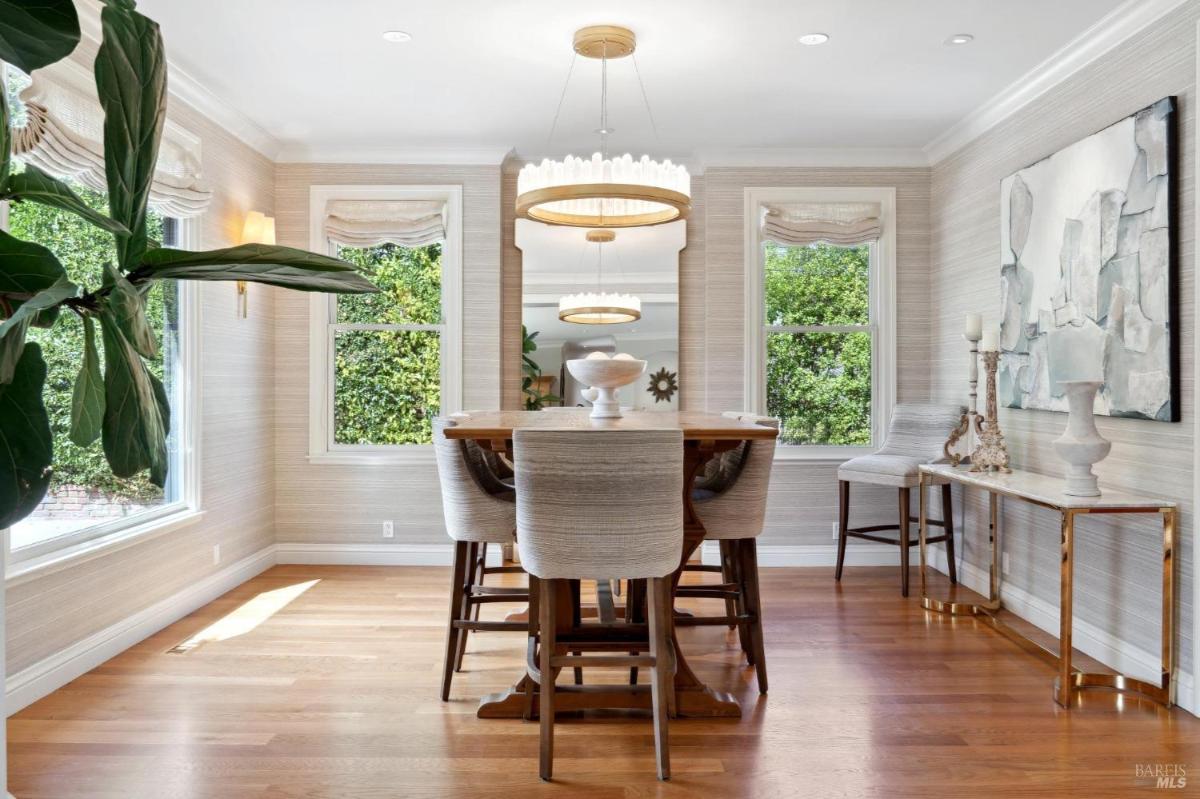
929,4,1198,676
6,42,278,675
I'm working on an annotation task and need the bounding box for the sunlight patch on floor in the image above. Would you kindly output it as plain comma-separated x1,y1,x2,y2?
167,579,320,653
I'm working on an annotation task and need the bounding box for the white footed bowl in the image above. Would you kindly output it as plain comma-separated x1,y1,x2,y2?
565,358,646,418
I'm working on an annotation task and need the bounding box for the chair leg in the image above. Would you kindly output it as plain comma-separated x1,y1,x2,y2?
627,579,644,685
835,480,850,581
719,540,737,629
473,543,487,622
647,576,672,781
440,541,469,701
941,483,958,585
898,488,911,597
738,539,768,694
730,539,753,664
454,541,478,672
539,579,557,782
523,574,540,722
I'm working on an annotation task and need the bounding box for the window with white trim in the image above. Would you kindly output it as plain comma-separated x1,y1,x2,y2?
308,186,462,460
745,187,896,458
3,63,201,562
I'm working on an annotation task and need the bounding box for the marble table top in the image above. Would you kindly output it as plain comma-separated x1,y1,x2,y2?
921,463,1177,511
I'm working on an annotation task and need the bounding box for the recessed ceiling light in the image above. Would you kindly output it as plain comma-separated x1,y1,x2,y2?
945,33,974,46
382,30,412,43
798,32,830,46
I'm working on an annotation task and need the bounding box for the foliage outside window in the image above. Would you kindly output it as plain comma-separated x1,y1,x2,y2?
764,242,872,446
332,242,443,445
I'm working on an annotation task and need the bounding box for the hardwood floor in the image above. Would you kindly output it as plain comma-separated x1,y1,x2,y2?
9,564,1198,798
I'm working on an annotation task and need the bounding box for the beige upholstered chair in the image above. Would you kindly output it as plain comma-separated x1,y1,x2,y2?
678,412,777,692
433,417,527,701
835,404,966,596
515,428,682,782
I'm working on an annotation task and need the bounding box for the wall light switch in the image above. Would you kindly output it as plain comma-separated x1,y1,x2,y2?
1002,551,1010,576
212,544,220,566
832,521,840,540
382,520,395,539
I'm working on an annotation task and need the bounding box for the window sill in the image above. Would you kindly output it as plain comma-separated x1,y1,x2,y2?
6,508,206,587
774,446,875,466
308,445,436,466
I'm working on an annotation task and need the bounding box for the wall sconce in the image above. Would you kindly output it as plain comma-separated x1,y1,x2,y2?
238,210,276,318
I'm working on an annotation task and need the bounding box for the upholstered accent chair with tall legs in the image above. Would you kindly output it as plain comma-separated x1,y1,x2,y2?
515,429,682,782
433,417,528,701
676,412,777,693
835,404,967,596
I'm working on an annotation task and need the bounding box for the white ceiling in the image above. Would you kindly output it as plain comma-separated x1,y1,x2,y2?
137,0,1129,162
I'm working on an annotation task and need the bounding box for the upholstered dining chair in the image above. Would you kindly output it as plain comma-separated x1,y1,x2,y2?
515,428,682,782
835,403,967,596
433,417,528,701
676,413,777,693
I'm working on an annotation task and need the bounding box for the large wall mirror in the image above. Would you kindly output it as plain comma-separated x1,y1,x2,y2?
518,219,684,411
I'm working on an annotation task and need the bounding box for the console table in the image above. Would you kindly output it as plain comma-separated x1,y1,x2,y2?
917,463,1178,709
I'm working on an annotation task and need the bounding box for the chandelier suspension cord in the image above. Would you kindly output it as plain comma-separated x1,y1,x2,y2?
544,52,578,150
599,39,609,159
631,52,661,144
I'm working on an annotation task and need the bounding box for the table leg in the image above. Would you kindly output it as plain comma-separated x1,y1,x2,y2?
1055,510,1075,707
921,482,984,616
1162,508,1177,701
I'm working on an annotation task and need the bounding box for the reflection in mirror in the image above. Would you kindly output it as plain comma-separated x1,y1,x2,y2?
518,219,684,412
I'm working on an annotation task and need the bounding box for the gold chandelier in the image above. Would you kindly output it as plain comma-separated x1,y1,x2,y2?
558,230,641,324
517,25,691,229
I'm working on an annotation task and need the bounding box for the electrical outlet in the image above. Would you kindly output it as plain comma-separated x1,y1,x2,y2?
382,520,395,539
1002,551,1010,576
212,544,220,566
832,521,840,540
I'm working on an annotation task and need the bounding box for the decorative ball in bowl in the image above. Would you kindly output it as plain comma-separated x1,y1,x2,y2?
565,353,647,419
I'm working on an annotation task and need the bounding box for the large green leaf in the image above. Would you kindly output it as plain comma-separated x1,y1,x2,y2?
1,72,10,186
0,0,80,74
1,165,131,235
69,314,104,447
0,276,78,340
98,308,168,485
0,343,53,529
101,262,157,359
0,316,28,385
134,244,379,293
0,229,68,296
94,0,166,271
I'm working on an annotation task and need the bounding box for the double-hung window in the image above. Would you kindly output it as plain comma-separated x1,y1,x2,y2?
744,187,896,459
308,186,462,461
2,62,203,568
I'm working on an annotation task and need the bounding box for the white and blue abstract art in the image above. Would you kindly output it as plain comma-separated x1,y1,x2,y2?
999,97,1176,421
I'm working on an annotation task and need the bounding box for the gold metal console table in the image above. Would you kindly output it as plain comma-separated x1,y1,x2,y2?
917,463,1178,709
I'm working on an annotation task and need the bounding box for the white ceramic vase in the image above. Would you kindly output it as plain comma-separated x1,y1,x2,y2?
1052,380,1111,497
564,357,647,419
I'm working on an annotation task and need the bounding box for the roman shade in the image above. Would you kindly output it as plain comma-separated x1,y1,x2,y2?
761,201,882,246
11,69,213,219
323,199,446,248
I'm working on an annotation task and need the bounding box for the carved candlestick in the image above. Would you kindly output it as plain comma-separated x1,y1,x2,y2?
970,351,1011,473
943,334,982,466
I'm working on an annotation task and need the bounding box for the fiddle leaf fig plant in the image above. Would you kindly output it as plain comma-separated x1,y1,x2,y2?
0,0,378,528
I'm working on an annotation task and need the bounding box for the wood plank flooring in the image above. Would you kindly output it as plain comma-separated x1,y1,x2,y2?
9,564,1199,798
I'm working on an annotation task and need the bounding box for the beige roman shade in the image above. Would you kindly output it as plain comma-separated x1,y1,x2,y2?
11,70,213,219
761,201,882,246
323,199,447,248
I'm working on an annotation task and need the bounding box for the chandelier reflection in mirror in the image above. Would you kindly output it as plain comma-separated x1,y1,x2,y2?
517,25,691,228
558,229,641,324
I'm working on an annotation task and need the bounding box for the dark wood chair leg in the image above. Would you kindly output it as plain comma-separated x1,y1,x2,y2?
835,480,850,581
647,576,672,781
539,579,557,782
454,541,478,672
523,574,540,721
898,488,911,597
941,483,958,584
730,539,753,663
627,579,644,685
441,541,469,701
473,543,487,622
719,540,737,629
739,539,768,693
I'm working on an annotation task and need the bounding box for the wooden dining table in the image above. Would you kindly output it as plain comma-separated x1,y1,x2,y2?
443,409,779,719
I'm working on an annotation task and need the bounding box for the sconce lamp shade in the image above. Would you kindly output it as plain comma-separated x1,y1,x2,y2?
241,211,276,245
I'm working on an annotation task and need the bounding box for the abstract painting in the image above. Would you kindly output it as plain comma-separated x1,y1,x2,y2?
999,97,1176,421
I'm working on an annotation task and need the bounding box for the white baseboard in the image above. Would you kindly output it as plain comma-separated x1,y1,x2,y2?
925,543,1196,716
275,542,502,567
701,541,900,567
6,545,276,715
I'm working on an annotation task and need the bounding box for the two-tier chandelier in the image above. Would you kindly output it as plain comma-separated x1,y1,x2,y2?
517,25,691,229
558,230,641,324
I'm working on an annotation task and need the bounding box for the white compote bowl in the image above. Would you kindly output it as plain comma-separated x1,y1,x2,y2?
565,353,647,419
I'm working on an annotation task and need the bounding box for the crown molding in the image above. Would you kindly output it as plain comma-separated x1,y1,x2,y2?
924,0,1191,165
275,143,514,166
73,0,282,160
695,147,930,170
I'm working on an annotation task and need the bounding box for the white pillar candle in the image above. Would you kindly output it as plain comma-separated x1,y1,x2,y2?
964,313,982,340
980,325,1000,352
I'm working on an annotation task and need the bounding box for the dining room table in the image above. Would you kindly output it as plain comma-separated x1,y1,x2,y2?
442,409,779,719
